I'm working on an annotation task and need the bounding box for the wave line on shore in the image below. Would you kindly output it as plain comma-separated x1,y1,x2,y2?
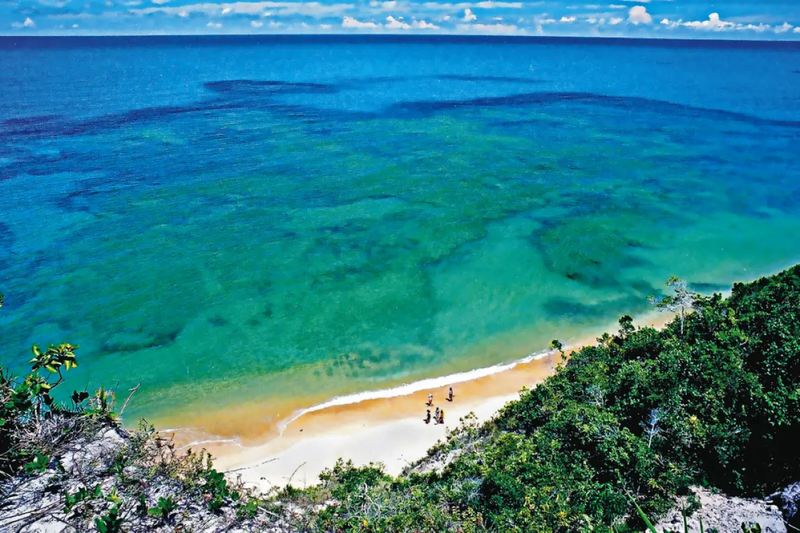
276,346,559,434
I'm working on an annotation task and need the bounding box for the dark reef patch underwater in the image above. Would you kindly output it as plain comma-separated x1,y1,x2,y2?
0,35,798,427
3,260,799,532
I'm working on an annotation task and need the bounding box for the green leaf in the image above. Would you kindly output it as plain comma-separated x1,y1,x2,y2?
629,496,658,533
682,506,689,533
23,453,51,474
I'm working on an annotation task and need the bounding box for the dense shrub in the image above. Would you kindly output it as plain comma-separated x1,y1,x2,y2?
0,293,278,532
3,265,799,531
293,265,800,531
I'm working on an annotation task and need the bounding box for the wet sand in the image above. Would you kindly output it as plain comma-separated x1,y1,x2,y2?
169,310,674,490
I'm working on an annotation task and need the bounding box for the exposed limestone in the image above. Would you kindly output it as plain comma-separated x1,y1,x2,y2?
653,486,787,533
0,418,296,532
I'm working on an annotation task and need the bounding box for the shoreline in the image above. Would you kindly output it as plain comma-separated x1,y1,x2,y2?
175,309,675,490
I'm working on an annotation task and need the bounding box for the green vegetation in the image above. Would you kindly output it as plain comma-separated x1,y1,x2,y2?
0,293,276,531
284,266,800,531
1,265,799,531
0,333,109,479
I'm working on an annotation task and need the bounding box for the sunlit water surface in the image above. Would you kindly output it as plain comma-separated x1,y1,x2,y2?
1,36,799,427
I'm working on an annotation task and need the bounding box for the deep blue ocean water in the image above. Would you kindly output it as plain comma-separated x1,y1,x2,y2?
1,36,799,429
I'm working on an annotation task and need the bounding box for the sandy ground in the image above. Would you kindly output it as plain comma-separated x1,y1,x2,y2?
224,392,521,490
214,355,556,490
169,311,674,491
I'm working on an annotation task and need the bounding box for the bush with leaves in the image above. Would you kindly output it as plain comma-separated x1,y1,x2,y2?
284,266,800,531
0,331,99,478
3,265,800,531
0,291,281,532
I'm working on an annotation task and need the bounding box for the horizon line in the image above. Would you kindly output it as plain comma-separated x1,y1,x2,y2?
1,32,800,44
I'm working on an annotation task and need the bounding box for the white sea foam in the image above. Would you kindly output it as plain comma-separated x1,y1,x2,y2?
178,437,243,449
160,426,244,450
159,427,190,434
276,346,561,434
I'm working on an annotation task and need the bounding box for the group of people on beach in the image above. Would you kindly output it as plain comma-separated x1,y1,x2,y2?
423,386,454,425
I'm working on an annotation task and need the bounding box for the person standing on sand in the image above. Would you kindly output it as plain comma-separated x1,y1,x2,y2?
423,409,431,424
426,393,433,406
438,409,445,425
447,387,454,402
433,406,440,424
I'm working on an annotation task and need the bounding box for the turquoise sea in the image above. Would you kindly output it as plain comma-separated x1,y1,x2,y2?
1,36,799,429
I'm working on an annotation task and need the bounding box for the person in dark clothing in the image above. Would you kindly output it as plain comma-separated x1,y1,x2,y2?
423,409,431,424
438,409,445,424
433,406,441,424
447,387,454,402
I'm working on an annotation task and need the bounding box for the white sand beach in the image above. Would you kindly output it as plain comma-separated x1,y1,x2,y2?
171,311,675,490
221,392,519,490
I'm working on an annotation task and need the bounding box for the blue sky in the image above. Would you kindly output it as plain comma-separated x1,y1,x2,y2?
2,0,800,38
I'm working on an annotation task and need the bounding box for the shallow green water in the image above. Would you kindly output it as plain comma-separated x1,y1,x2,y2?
1,37,799,426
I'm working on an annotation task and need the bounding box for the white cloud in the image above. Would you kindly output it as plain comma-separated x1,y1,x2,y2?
609,16,622,25
659,12,784,33
463,7,476,21
382,15,439,30
741,23,771,33
795,26,800,34
413,19,439,29
627,5,651,24
342,15,379,28
12,17,36,29
250,19,263,27
369,0,397,9
421,2,521,9
559,16,576,23
151,0,170,4
385,15,410,28
207,21,222,28
459,21,522,34
683,12,730,30
133,2,355,19
472,1,520,7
